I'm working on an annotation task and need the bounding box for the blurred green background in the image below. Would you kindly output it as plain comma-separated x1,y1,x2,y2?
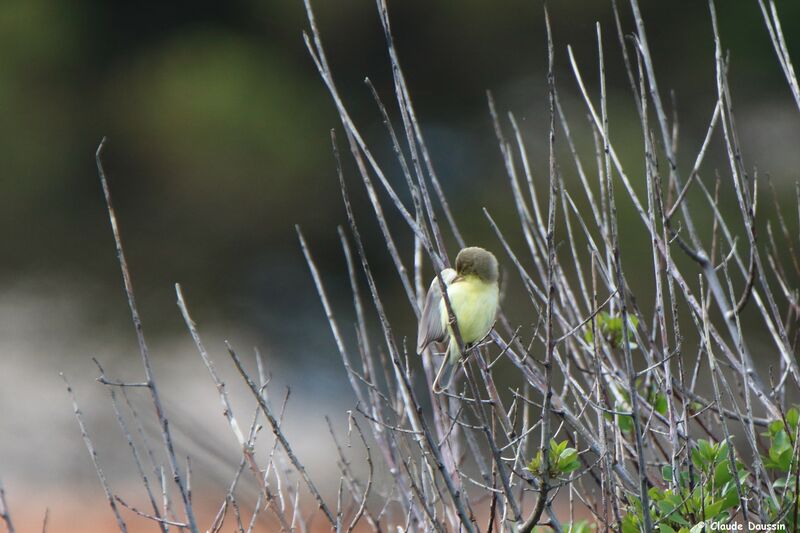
3,0,799,350
2,0,800,526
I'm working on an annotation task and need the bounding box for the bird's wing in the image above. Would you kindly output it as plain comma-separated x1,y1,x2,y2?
416,268,457,353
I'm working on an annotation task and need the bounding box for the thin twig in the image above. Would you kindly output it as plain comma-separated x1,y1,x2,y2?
61,373,128,532
95,138,198,532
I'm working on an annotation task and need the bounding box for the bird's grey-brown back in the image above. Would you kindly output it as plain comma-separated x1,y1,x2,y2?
455,247,498,283
416,267,457,353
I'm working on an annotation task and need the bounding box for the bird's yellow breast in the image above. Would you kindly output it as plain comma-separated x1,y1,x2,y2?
439,275,499,345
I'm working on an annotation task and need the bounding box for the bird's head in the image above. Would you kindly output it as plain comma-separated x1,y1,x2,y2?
455,247,499,283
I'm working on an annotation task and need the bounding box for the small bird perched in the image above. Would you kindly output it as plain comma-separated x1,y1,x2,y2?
416,247,500,392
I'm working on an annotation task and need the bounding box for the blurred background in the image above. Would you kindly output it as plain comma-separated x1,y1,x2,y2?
1,0,799,530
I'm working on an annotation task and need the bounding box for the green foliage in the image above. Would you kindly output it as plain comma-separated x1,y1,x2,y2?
629,407,800,530
600,387,635,433
616,408,634,432
762,407,799,472
527,439,582,479
534,521,594,533
603,380,667,434
584,312,639,350
761,406,800,528
646,380,669,417
567,521,595,533
624,439,745,531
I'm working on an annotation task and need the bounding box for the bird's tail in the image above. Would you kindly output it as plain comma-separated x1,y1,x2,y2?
432,339,460,393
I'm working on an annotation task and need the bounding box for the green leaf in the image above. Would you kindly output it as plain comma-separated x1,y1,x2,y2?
553,443,581,474
527,450,542,474
697,439,714,461
531,440,582,476
618,413,634,432
768,429,792,472
670,513,692,527
737,469,749,485
621,515,640,533
559,448,577,464
788,407,799,430
657,499,676,515
649,486,663,500
713,461,732,486
769,419,784,435
565,520,594,533
704,499,723,519
561,461,581,473
654,393,668,416
774,429,791,453
778,447,793,471
720,486,739,510
716,440,729,463
691,448,701,469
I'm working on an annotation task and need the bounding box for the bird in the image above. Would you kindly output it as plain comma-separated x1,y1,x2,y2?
416,247,500,392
